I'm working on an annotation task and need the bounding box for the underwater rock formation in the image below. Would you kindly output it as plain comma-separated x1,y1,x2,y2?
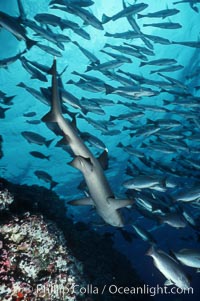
0,213,88,301
0,179,151,301
0,188,14,211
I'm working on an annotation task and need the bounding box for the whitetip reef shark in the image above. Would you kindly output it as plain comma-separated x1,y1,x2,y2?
42,58,133,227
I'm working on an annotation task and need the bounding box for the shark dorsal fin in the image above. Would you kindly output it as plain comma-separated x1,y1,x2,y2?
97,149,108,170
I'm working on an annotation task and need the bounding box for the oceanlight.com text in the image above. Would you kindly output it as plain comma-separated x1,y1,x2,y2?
36,283,194,298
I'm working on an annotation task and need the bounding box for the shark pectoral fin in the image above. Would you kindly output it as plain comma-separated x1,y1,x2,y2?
68,197,94,206
107,198,134,210
97,149,109,170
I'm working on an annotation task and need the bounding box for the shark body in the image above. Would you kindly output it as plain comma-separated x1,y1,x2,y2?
42,59,132,227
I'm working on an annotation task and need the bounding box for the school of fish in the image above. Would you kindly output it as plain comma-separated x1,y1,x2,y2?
0,0,200,291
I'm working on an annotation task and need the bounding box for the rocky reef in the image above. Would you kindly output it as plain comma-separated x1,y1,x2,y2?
0,178,151,301
0,188,14,211
0,213,87,301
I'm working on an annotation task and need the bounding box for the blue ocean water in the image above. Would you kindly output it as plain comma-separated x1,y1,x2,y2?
0,0,200,300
